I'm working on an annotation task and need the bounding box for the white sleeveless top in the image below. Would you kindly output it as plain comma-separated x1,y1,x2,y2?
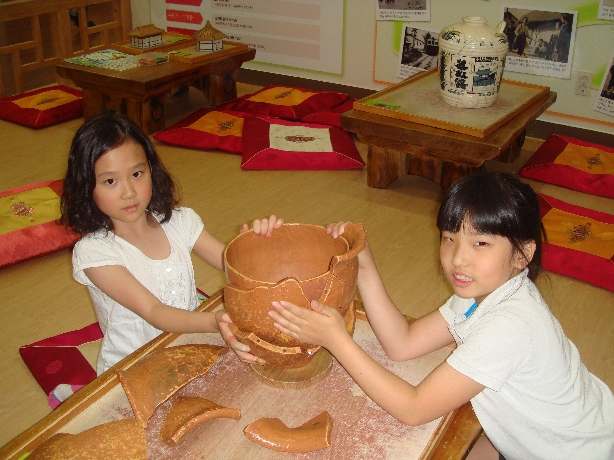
73,208,204,374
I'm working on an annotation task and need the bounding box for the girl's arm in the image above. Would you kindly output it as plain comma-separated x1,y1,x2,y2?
84,264,219,333
84,265,264,364
270,300,485,426
326,222,454,360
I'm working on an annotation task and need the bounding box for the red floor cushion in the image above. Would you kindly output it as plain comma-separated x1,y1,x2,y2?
538,193,614,292
19,322,103,408
153,108,249,154
0,180,80,269
219,85,350,121
240,116,364,170
0,85,83,128
299,98,356,128
520,135,614,198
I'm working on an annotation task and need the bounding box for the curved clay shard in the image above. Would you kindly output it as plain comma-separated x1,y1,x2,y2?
28,419,147,459
225,224,349,289
243,411,333,453
116,344,228,421
224,277,312,346
161,396,241,446
227,322,320,369
228,301,356,369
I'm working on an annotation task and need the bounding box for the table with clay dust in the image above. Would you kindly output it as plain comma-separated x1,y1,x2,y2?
42,317,452,459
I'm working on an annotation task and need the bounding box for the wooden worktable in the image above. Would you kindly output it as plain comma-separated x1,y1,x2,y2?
0,291,481,459
56,47,256,134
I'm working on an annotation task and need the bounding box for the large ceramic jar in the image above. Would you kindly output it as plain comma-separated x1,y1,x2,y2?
223,223,365,368
438,16,508,108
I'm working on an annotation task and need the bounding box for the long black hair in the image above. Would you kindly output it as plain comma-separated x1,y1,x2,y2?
437,172,546,281
61,111,179,233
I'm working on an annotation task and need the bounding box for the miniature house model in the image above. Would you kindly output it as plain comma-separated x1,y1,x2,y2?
128,24,164,49
193,21,226,52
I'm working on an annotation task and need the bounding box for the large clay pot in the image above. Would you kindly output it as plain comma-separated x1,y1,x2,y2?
223,223,365,368
438,16,508,108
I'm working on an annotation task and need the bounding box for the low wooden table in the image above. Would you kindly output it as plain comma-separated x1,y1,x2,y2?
56,47,256,134
0,291,481,459
341,86,556,191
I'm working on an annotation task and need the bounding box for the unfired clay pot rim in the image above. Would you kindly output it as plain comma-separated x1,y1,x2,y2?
223,223,353,286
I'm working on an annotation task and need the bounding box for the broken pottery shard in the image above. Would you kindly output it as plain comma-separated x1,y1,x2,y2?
116,344,228,421
228,301,356,369
28,419,147,459
161,396,241,446
227,321,320,369
243,411,333,453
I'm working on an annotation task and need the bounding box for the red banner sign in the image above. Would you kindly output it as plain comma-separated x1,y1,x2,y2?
166,9,203,24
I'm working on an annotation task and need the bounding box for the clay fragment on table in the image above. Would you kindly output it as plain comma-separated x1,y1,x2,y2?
116,344,228,421
28,419,147,459
160,396,241,446
243,411,333,452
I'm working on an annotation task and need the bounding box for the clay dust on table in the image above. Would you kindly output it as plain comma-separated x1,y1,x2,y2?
144,321,450,459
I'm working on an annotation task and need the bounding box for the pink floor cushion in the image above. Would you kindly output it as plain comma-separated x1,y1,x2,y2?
0,85,83,128
240,116,365,170
219,85,350,121
520,135,614,198
153,108,249,154
538,193,614,292
0,180,80,269
299,98,356,128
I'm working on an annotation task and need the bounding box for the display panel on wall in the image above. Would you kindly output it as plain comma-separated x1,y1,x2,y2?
150,0,343,74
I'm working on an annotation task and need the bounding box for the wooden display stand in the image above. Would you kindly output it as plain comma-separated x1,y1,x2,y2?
0,290,482,460
341,69,557,191
352,69,551,138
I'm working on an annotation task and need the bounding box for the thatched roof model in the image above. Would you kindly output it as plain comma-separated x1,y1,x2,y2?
193,21,226,41
129,24,164,38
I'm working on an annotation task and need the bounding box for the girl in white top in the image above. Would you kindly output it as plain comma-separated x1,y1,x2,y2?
270,172,614,460
61,112,282,374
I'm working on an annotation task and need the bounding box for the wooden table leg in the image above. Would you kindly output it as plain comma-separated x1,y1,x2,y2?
367,144,483,191
367,145,409,188
495,129,525,164
81,88,104,122
197,69,239,107
81,89,165,134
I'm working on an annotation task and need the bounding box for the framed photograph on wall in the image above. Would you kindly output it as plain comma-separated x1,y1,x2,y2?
598,0,614,20
502,5,577,79
397,25,439,79
594,48,614,117
376,0,430,22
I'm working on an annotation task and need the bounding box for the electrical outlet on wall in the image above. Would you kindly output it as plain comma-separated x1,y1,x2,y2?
575,71,592,97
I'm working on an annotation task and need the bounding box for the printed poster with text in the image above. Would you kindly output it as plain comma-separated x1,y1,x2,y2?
151,0,343,74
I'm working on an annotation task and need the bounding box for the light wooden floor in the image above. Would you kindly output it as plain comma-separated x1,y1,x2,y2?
1,84,613,448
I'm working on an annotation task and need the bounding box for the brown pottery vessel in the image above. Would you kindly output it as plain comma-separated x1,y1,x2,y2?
223,223,365,368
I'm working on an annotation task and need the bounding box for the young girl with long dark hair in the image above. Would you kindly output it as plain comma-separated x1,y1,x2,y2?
61,112,282,374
